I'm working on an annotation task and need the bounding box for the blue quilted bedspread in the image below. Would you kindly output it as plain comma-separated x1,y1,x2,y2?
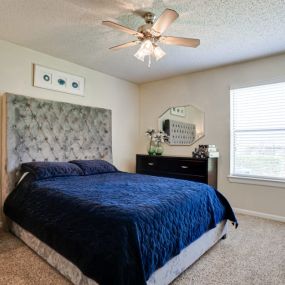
4,172,237,285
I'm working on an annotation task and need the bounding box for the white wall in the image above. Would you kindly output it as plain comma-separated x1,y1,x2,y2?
0,39,140,172
139,53,285,217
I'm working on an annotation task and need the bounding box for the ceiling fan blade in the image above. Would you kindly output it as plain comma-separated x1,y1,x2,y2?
151,9,179,36
109,40,141,51
102,21,143,38
160,36,200,48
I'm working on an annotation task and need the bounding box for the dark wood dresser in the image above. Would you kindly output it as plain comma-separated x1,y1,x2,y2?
136,154,217,188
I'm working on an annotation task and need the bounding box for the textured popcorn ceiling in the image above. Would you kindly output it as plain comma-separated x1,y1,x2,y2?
0,0,285,83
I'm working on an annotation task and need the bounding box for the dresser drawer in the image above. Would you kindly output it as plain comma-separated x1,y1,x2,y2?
164,158,206,175
137,156,158,171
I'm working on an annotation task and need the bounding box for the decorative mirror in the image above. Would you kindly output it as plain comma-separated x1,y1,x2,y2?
158,105,205,146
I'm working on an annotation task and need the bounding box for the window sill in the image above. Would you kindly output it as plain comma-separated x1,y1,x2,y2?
228,175,285,189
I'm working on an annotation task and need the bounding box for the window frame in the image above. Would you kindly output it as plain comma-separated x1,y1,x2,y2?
229,82,285,188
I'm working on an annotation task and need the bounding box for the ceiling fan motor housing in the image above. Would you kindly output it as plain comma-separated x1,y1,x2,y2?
137,12,158,40
144,12,156,24
137,23,155,38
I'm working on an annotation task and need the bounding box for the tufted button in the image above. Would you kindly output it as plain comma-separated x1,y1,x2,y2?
51,147,54,151
45,137,48,141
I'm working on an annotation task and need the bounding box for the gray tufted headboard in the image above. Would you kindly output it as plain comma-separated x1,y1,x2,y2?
1,93,112,212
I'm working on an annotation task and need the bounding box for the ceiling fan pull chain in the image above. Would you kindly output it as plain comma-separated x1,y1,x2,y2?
148,55,151,68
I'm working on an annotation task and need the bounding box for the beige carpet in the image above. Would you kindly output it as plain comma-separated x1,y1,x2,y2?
0,214,284,285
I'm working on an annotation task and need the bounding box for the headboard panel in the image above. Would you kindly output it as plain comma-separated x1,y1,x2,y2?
1,93,112,208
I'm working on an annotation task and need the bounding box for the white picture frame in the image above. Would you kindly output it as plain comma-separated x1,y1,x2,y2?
33,64,85,96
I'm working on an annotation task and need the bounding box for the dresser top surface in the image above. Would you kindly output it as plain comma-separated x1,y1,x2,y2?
136,154,217,161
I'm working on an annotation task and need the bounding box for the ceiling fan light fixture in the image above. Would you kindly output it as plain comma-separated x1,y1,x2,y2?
141,39,154,55
134,40,166,65
134,48,145,62
153,45,166,61
134,39,154,62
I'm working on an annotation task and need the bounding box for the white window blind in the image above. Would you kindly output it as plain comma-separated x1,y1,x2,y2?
230,82,285,181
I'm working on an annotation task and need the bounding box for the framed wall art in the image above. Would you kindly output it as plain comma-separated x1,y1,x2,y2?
33,64,85,96
170,106,185,117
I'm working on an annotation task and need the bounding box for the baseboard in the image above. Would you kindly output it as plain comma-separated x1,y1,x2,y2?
234,208,285,223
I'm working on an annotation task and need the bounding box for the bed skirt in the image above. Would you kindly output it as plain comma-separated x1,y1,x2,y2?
10,221,227,285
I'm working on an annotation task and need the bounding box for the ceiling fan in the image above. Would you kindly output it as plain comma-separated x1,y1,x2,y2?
102,8,200,67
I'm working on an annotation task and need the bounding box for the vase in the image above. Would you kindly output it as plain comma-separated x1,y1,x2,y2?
155,141,164,155
147,140,156,155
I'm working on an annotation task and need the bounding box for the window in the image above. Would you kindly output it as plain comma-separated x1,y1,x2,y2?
230,82,285,182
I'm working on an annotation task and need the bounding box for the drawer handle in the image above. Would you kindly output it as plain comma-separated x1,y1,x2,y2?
148,162,154,166
180,165,189,169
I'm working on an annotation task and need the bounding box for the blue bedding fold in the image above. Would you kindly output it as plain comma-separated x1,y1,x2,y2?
4,172,237,285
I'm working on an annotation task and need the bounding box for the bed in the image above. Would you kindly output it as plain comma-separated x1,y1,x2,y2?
1,94,237,285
